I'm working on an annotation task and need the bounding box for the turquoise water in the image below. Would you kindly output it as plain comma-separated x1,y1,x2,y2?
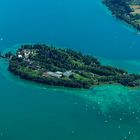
0,0,140,140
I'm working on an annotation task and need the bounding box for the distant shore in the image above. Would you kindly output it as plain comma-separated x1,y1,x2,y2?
103,0,140,31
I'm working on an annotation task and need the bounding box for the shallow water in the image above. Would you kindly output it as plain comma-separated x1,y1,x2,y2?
0,0,140,140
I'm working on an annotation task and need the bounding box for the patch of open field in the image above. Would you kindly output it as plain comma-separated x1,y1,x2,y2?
130,5,140,14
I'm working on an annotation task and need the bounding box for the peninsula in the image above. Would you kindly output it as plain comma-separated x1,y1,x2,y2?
2,44,140,89
103,0,140,30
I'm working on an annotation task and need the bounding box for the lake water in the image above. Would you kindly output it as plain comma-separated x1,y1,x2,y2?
0,0,140,140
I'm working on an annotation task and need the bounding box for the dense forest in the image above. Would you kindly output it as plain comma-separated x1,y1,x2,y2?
7,44,140,89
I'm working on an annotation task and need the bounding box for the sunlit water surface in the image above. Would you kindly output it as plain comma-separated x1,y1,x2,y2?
0,0,140,140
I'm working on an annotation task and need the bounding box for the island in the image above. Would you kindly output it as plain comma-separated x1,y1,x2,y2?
1,44,140,89
103,0,140,30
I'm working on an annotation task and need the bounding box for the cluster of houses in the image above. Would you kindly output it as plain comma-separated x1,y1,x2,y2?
43,71,73,78
17,49,74,79
17,49,37,59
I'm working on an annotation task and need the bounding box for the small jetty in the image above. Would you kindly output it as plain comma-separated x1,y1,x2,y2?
0,55,6,58
0,52,5,58
0,51,13,59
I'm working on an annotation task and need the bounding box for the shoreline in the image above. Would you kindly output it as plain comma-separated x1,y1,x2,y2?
102,0,140,33
7,44,140,89
1,49,140,91
6,64,140,91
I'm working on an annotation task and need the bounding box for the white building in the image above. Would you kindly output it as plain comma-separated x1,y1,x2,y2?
63,71,73,77
56,71,63,75
18,54,23,58
44,71,62,78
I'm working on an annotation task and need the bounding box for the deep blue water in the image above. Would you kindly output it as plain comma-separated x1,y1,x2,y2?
0,0,140,140
0,0,140,59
